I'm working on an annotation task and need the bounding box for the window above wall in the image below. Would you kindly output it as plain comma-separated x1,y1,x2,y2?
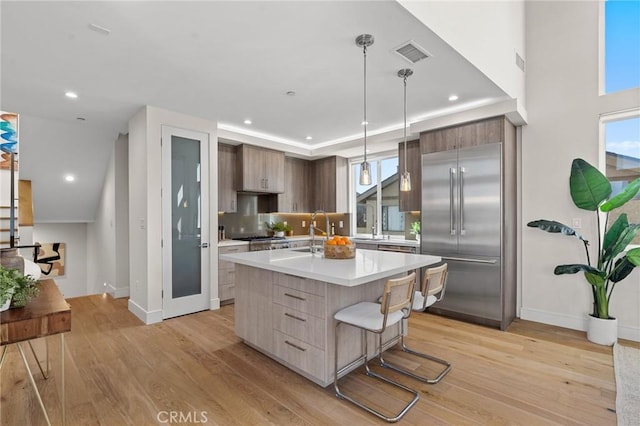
604,0,640,94
603,112,640,244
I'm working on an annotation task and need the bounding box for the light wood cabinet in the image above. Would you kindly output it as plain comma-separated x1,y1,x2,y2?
354,242,378,251
218,143,237,213
278,156,311,212
398,139,421,212
236,144,285,193
234,265,400,387
218,244,248,302
310,156,348,213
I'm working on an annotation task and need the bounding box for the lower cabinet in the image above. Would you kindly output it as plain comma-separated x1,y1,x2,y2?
218,244,249,303
234,265,400,387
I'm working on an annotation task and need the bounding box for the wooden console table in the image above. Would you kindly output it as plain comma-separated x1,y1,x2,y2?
0,279,71,425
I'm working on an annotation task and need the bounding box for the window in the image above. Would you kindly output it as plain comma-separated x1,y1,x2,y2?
353,156,404,236
604,0,640,93
603,113,640,244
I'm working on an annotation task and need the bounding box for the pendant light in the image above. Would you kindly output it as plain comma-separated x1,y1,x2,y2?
356,34,374,186
398,68,413,192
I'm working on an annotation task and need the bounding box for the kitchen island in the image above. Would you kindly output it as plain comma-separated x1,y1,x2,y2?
220,248,441,387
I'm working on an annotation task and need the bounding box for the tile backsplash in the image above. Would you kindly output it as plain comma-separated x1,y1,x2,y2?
219,212,351,239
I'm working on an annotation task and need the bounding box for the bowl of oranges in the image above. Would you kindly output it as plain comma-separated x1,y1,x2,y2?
324,236,355,259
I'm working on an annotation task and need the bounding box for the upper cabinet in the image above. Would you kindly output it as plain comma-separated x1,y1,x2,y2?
278,156,311,213
398,139,421,212
218,143,237,213
310,156,348,213
421,116,508,154
236,144,285,193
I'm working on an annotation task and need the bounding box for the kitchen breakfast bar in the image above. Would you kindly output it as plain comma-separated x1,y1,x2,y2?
220,248,441,387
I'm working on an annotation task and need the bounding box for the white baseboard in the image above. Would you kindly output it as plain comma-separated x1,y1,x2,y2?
210,297,220,310
520,307,639,342
128,299,162,325
108,284,130,299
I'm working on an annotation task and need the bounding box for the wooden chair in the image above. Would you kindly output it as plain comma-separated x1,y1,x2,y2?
379,263,451,384
333,272,419,422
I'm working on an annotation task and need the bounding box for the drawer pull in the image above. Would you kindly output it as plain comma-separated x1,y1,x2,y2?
284,273,306,280
284,292,306,301
284,312,307,322
284,340,307,352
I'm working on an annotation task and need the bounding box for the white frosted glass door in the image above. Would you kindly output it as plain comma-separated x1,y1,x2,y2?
162,126,210,319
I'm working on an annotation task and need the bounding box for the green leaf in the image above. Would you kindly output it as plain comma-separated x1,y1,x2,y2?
527,219,588,242
610,257,637,283
600,177,640,212
584,271,606,287
603,224,640,263
603,214,628,254
569,158,612,211
554,264,603,277
627,247,640,266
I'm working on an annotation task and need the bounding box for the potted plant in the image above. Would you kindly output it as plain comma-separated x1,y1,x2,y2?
527,158,640,345
410,221,421,241
0,264,39,310
0,265,17,312
267,221,288,238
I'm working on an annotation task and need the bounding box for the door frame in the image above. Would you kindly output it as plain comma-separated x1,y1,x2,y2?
161,125,210,319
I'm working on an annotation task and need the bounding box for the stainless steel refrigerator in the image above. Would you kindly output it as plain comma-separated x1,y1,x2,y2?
421,142,516,330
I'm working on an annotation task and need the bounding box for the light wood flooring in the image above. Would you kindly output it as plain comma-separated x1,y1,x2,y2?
1,293,638,425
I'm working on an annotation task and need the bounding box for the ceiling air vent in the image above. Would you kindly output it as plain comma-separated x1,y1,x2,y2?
394,40,431,64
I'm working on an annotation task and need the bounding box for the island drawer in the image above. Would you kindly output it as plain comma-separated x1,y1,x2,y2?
273,285,325,318
273,330,325,380
219,284,234,301
272,273,325,297
272,304,325,349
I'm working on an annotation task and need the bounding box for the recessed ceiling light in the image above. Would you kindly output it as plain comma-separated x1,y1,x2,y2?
305,136,313,140
64,174,75,182
88,23,111,36
243,119,252,125
361,121,369,126
448,95,459,101
65,91,78,99
286,91,296,96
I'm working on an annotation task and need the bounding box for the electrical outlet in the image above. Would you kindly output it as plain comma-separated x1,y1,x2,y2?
313,220,317,227
302,220,306,228
339,221,343,228
283,221,287,226
572,218,582,229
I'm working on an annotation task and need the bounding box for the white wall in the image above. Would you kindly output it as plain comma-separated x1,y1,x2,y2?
32,223,88,298
521,1,640,341
87,133,129,298
128,106,218,324
399,0,526,107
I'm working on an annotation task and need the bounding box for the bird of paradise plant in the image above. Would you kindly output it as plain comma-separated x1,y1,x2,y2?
528,158,640,320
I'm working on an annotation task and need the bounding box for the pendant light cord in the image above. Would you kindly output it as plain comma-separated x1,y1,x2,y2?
363,44,368,163
403,74,407,174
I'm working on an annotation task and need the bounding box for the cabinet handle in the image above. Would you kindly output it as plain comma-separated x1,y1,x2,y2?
284,340,307,352
284,292,306,301
284,274,306,280
284,312,307,322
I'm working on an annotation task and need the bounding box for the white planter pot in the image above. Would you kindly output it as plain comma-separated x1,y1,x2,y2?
0,289,14,312
275,231,285,238
587,315,618,346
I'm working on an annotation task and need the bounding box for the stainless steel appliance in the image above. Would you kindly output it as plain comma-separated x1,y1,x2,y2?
421,143,516,330
232,236,290,251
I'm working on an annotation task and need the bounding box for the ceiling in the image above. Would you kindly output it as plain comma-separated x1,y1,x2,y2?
1,1,509,222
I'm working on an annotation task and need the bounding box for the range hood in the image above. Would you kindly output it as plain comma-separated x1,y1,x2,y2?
236,193,278,215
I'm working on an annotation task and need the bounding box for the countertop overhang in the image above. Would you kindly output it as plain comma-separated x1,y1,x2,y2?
220,249,440,287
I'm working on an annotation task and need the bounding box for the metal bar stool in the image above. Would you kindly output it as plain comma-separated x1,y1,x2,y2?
379,263,451,384
333,272,419,423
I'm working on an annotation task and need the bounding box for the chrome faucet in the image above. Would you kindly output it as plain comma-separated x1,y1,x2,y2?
309,210,330,253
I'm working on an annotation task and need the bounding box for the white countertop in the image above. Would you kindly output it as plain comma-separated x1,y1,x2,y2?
218,236,419,248
220,248,440,287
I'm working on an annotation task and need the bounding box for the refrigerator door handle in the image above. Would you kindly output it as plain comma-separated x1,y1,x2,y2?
441,256,497,264
459,167,466,235
449,168,456,235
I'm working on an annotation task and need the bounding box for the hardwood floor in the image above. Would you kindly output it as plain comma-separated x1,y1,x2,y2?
1,293,636,425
